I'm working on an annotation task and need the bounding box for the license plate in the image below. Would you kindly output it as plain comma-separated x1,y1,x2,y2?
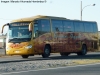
15,51,20,53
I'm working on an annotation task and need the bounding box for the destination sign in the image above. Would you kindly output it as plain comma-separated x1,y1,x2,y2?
11,22,30,26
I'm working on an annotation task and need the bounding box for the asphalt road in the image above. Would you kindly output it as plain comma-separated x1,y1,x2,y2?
0,52,100,63
1,63,100,75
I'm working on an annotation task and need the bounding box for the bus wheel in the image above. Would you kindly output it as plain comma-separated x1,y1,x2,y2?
77,45,87,56
21,55,29,58
60,52,64,56
42,46,50,58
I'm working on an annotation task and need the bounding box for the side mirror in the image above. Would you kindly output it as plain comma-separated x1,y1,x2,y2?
29,22,33,31
1,23,9,34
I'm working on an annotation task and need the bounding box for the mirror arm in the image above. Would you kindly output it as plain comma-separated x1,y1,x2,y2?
1,23,10,34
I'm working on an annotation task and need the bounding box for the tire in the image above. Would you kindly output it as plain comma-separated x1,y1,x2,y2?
42,45,50,58
60,52,65,56
77,45,87,56
21,55,29,58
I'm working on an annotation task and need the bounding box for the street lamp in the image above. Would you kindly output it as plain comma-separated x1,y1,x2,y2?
80,1,95,20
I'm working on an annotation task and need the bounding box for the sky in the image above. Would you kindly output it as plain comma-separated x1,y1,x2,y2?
0,0,100,34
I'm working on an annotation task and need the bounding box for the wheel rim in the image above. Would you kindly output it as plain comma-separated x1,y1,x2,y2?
45,48,50,54
82,46,86,54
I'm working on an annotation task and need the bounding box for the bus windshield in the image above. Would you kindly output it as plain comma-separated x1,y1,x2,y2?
8,22,32,42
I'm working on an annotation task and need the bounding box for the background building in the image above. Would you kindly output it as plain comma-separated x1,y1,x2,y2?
0,35,6,49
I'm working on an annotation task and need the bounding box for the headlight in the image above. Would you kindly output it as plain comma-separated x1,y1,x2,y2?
25,45,32,49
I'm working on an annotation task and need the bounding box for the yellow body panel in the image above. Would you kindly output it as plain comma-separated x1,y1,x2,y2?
6,42,34,55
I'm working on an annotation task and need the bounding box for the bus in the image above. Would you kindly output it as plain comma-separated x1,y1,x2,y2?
1,15,99,58
98,31,100,49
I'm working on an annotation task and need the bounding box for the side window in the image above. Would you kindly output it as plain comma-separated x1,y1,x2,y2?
40,19,50,33
84,23,89,32
89,23,94,32
74,22,84,32
84,23,94,32
63,21,74,32
33,22,39,38
74,22,79,32
80,23,84,32
33,19,50,38
51,19,63,32
93,23,98,33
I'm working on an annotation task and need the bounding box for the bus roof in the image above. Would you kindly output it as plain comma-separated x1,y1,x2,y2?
11,15,67,22
11,15,97,24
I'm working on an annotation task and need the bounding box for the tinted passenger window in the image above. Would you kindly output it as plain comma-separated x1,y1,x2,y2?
40,19,50,33
34,19,51,36
89,23,94,32
63,21,74,32
51,20,63,32
84,23,94,32
84,23,89,32
33,23,39,38
74,22,84,32
93,23,98,33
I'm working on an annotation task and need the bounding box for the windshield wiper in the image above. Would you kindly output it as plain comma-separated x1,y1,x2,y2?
9,38,20,42
9,38,31,42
